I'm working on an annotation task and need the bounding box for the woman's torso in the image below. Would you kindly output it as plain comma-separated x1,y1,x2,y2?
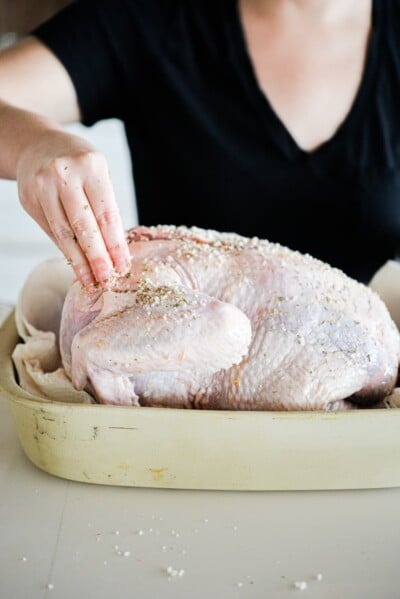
35,0,400,282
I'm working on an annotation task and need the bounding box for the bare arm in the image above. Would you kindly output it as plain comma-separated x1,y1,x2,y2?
0,36,81,126
0,37,131,288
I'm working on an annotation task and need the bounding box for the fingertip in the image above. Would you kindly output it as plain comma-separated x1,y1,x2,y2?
75,266,96,290
83,281,100,294
115,258,131,276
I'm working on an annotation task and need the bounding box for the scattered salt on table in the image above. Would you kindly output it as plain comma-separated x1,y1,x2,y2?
165,566,185,578
293,581,307,591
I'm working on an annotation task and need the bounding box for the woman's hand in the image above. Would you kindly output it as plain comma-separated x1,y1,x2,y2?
0,37,130,287
16,129,131,289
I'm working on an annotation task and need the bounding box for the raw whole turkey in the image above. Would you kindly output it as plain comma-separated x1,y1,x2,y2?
60,226,400,410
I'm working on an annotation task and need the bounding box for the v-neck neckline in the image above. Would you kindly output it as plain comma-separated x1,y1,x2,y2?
226,0,381,162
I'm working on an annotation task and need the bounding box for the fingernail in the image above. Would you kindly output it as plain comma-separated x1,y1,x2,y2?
76,265,94,285
116,259,131,275
96,263,112,278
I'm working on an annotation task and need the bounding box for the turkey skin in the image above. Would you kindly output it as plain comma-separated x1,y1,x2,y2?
60,226,400,410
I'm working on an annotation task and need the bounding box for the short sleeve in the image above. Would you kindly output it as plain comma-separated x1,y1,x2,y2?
32,0,174,126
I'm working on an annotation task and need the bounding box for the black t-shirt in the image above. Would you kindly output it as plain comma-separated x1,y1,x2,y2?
34,0,400,282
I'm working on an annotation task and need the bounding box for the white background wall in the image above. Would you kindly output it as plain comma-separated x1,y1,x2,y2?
0,119,137,304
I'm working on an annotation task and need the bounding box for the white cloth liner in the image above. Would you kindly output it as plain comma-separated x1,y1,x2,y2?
9,257,400,408
12,259,93,404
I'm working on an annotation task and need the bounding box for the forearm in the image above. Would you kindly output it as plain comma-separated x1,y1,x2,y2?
0,99,65,180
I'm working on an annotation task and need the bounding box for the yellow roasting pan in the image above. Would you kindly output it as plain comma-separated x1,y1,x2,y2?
1,310,400,491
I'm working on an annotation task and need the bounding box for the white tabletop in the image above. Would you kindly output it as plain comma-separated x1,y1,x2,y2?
1,304,400,599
